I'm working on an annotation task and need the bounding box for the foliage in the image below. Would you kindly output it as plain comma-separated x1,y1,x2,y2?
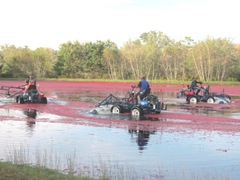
189,37,237,81
0,31,240,82
0,45,57,78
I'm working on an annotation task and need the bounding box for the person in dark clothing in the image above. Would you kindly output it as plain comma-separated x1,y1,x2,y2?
135,76,150,104
190,77,202,95
25,75,36,86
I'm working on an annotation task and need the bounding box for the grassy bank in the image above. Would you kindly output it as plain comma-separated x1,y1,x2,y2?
1,145,137,180
1,77,240,85
0,161,93,180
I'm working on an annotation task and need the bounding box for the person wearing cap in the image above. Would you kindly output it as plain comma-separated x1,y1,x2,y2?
134,76,150,104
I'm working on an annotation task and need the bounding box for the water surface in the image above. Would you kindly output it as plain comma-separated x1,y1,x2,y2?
0,88,240,179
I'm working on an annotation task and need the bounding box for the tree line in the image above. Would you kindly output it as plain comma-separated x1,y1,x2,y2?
1,31,240,82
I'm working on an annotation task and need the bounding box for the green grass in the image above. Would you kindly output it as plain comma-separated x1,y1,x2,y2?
0,161,94,180
1,77,240,85
1,145,137,180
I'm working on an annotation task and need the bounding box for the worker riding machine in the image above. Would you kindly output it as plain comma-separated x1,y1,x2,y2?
177,84,231,104
0,83,47,104
95,85,166,117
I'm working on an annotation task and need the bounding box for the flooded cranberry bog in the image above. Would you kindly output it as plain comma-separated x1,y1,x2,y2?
0,80,240,179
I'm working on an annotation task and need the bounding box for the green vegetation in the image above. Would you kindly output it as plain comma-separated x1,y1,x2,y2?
0,161,92,180
1,31,240,82
1,77,239,86
1,146,138,180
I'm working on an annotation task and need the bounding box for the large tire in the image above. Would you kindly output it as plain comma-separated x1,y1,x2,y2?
155,102,161,114
111,105,122,114
15,96,19,103
207,97,215,103
30,95,34,103
131,107,143,117
155,110,161,114
19,97,24,104
161,102,167,110
189,96,197,104
41,97,47,104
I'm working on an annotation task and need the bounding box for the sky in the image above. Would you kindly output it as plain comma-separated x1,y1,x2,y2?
0,0,239,50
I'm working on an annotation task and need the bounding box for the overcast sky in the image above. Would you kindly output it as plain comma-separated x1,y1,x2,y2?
0,0,239,50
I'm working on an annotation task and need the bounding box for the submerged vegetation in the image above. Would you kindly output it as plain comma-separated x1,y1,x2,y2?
0,31,240,82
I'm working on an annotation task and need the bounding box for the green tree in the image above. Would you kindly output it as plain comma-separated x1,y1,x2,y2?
229,44,240,81
161,41,188,81
189,37,236,81
138,31,173,80
33,48,57,78
0,45,34,78
57,41,85,78
102,41,120,79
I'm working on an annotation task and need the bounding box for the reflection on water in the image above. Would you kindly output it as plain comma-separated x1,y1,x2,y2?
0,120,239,179
23,109,37,130
23,109,37,119
88,109,165,121
131,115,165,121
0,89,240,179
128,127,156,151
26,120,36,128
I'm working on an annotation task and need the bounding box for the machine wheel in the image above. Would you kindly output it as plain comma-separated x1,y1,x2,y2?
15,96,19,103
189,96,197,104
41,97,47,104
30,95,34,103
155,110,161,114
131,107,143,117
206,97,215,103
111,105,122,114
161,102,167,110
19,97,24,104
155,102,161,114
